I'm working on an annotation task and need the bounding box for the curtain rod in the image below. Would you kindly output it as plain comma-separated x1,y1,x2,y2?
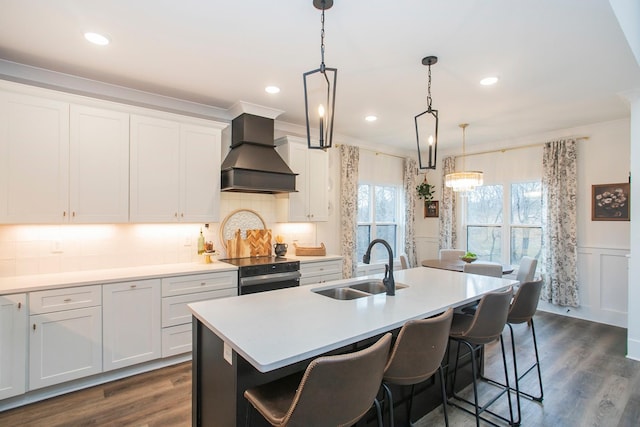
454,136,589,159
336,144,407,160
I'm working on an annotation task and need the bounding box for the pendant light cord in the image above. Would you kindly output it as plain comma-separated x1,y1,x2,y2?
320,6,326,72
426,64,433,112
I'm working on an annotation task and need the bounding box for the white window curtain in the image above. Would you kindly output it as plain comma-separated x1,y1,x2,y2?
339,144,359,278
403,158,418,267
439,156,457,250
541,139,579,306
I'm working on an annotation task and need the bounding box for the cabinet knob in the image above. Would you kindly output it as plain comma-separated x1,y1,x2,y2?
200,282,206,286
72,211,76,217
64,298,72,303
63,211,67,217
33,324,36,331
181,213,184,218
17,302,21,309
174,212,178,218
130,284,137,289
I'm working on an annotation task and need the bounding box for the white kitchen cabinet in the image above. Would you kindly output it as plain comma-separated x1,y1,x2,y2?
0,91,131,224
275,136,328,222
161,271,237,357
0,92,69,223
28,286,102,390
102,279,161,371
130,115,222,223
0,294,26,400
300,258,343,286
69,104,130,223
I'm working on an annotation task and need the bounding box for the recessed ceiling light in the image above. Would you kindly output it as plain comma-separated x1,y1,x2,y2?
480,76,499,86
265,86,280,94
84,32,110,46
365,115,377,122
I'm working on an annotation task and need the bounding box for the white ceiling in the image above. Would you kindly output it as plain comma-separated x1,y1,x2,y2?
0,0,639,153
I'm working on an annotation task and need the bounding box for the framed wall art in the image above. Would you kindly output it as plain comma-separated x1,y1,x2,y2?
592,182,630,221
424,201,439,218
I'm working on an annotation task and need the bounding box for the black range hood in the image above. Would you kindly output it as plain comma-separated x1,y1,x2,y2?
221,113,297,194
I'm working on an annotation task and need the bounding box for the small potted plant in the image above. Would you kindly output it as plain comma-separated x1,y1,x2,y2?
416,181,435,202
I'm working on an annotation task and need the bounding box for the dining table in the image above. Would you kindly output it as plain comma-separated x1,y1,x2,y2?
421,258,514,275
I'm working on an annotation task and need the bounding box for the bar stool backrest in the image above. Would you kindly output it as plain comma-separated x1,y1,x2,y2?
458,287,513,345
383,307,453,385
508,279,543,324
283,333,392,426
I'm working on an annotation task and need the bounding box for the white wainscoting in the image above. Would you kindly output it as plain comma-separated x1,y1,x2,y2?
538,246,629,328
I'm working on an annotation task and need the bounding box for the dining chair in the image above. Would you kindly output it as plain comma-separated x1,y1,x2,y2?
379,307,453,427
462,262,502,278
515,256,538,284
439,249,465,261
482,279,544,425
244,333,392,427
448,287,515,427
399,254,409,270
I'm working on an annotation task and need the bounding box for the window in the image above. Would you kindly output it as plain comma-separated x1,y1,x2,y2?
510,182,542,264
466,185,503,262
356,184,401,263
466,181,542,265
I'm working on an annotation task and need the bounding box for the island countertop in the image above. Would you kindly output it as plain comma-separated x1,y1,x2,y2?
189,266,518,373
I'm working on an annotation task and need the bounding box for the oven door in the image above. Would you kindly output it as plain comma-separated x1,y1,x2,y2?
239,271,301,295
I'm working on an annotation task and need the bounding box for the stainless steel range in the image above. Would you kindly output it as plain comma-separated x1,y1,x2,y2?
219,256,301,295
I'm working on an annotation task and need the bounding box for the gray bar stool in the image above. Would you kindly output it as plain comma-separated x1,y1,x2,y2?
483,279,544,425
380,307,453,427
243,333,392,427
448,287,515,427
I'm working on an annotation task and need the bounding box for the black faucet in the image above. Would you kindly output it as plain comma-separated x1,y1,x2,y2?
362,239,395,296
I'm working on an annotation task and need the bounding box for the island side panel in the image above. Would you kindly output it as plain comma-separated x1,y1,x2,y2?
193,317,237,427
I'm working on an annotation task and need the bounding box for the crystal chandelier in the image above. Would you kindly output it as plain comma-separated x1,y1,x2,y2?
445,124,483,193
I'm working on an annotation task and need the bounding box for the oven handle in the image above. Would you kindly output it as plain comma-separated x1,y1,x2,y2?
239,271,301,287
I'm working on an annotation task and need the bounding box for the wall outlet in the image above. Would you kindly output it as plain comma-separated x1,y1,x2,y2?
183,236,192,247
51,240,63,254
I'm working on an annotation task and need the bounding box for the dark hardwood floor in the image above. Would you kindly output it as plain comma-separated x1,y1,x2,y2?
2,311,639,426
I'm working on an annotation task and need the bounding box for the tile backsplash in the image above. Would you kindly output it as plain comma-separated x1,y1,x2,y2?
0,193,317,277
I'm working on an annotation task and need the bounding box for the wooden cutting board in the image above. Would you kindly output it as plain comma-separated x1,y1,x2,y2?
225,229,272,258
246,229,272,257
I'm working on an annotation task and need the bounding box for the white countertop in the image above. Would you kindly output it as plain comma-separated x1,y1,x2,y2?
189,267,518,373
0,261,237,294
0,255,343,295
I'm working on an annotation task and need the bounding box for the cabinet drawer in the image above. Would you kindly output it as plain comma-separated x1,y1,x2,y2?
162,288,237,327
162,323,192,357
29,285,102,314
161,271,237,297
300,260,343,278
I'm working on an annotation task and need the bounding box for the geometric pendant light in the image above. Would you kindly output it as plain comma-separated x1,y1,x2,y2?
415,55,439,169
303,0,337,150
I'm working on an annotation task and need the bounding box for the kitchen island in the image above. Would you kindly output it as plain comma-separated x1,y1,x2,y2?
189,266,518,426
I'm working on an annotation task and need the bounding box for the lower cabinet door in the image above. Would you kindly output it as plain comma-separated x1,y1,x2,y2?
0,294,27,399
29,306,102,390
103,279,161,371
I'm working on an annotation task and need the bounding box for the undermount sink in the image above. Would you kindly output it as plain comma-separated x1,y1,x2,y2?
313,281,409,300
348,280,408,295
313,287,371,300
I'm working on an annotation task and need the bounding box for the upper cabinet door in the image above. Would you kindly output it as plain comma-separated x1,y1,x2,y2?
130,115,181,222
0,92,69,223
70,105,130,223
180,124,221,223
